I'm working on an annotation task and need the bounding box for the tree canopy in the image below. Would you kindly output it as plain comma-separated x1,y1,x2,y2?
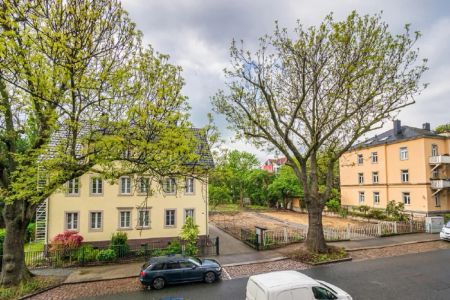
212,11,427,252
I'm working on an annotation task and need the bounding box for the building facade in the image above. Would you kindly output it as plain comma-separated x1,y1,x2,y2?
261,157,287,173
41,174,209,246
339,121,450,216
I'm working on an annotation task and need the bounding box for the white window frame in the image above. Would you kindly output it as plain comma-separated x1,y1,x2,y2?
373,192,380,205
431,144,438,157
138,209,150,228
400,147,408,160
65,212,79,231
402,192,411,205
120,176,132,195
89,211,103,231
371,152,378,163
358,192,365,203
184,208,195,223
357,154,363,165
358,173,364,184
185,177,195,194
372,172,379,184
138,177,150,194
401,170,409,183
90,177,103,195
164,209,176,227
163,177,176,194
67,178,80,196
119,210,132,229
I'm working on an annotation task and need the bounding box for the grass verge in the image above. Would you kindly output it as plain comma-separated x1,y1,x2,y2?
210,203,271,213
287,245,349,265
0,276,62,300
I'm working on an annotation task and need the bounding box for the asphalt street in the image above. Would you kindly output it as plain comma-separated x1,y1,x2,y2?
82,249,450,300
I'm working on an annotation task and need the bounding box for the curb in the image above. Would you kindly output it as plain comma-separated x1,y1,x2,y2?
307,257,352,266
346,238,441,252
223,256,288,267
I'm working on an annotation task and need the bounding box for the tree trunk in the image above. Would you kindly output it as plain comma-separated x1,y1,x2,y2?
0,202,33,286
305,199,327,253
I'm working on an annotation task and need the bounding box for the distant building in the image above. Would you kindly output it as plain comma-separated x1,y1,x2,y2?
262,157,287,173
339,120,450,216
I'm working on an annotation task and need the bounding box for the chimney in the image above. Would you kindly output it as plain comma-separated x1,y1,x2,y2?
422,122,430,131
393,120,402,135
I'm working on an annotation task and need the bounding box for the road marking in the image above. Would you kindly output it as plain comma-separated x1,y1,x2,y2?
222,268,232,280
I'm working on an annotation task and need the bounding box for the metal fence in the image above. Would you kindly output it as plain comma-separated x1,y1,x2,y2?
0,237,219,270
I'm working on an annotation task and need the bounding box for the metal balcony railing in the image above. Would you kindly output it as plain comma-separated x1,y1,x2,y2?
429,155,450,164
431,179,450,189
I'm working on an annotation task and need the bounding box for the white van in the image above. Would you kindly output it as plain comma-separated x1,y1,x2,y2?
246,270,352,300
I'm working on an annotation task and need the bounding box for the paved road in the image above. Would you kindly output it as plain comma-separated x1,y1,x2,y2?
82,249,450,300
209,223,256,255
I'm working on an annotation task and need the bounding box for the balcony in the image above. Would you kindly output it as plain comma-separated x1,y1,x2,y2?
431,179,450,189
429,155,450,164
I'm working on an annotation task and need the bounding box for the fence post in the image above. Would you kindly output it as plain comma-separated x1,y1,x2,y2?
255,233,260,251
346,224,351,240
215,237,220,256
394,222,397,234
284,227,288,243
80,246,85,267
144,243,149,259
377,223,382,236
409,220,413,233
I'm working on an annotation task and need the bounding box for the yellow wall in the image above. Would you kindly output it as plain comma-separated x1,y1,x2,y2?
47,173,208,244
339,135,450,214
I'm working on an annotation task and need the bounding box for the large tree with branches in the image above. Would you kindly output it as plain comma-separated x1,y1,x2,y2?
213,12,428,252
0,0,203,286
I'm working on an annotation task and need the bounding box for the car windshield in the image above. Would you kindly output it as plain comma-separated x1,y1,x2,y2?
445,222,450,228
189,257,202,265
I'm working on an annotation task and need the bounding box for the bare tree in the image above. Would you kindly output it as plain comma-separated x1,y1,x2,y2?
212,12,427,252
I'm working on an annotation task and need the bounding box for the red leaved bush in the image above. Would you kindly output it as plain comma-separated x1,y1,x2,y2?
50,231,83,252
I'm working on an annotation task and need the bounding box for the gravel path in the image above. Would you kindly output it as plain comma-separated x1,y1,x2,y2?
224,259,310,279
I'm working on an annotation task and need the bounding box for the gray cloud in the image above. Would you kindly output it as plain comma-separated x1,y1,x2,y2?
122,0,450,161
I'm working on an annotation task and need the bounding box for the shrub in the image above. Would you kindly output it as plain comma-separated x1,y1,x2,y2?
110,232,129,257
25,223,36,242
358,205,371,214
338,207,348,218
50,231,83,253
370,208,385,220
325,199,340,213
444,214,450,223
96,249,117,262
179,217,199,256
166,239,182,255
76,245,99,263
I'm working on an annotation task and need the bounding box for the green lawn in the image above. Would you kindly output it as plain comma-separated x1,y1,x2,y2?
24,241,44,252
210,203,271,213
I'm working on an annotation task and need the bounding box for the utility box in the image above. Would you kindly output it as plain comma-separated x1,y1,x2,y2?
425,216,444,233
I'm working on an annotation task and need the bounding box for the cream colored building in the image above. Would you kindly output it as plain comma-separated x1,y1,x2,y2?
340,120,450,216
40,175,209,246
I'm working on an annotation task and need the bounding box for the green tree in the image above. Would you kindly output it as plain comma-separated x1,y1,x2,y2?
0,0,200,286
180,217,200,256
244,169,273,206
435,123,450,134
268,166,303,209
213,12,427,252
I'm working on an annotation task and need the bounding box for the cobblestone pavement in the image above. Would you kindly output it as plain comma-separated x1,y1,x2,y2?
350,240,450,261
31,241,450,300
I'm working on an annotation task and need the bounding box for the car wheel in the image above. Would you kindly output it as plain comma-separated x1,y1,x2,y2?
204,271,216,283
152,277,166,290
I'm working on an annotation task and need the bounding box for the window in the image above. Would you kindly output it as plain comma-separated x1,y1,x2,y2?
163,178,176,194
185,177,194,194
184,209,195,222
312,286,337,299
138,210,150,228
91,177,103,195
165,209,176,227
358,192,365,203
435,195,441,207
401,170,409,183
402,192,410,205
139,177,150,194
179,261,194,269
432,169,439,179
357,154,363,165
165,262,180,270
358,173,364,184
432,144,439,157
90,212,102,230
372,172,379,184
400,147,408,160
373,192,380,205
120,177,131,195
66,212,79,230
119,211,131,228
371,152,378,163
67,178,79,195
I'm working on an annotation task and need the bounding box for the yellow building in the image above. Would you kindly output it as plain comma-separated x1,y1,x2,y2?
339,120,450,216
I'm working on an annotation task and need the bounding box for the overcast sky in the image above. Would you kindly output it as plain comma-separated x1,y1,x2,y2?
121,0,450,161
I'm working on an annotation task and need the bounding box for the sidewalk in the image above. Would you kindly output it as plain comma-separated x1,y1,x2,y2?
332,232,440,250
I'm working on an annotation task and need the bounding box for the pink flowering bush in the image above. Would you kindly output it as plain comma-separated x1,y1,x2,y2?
50,231,83,253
